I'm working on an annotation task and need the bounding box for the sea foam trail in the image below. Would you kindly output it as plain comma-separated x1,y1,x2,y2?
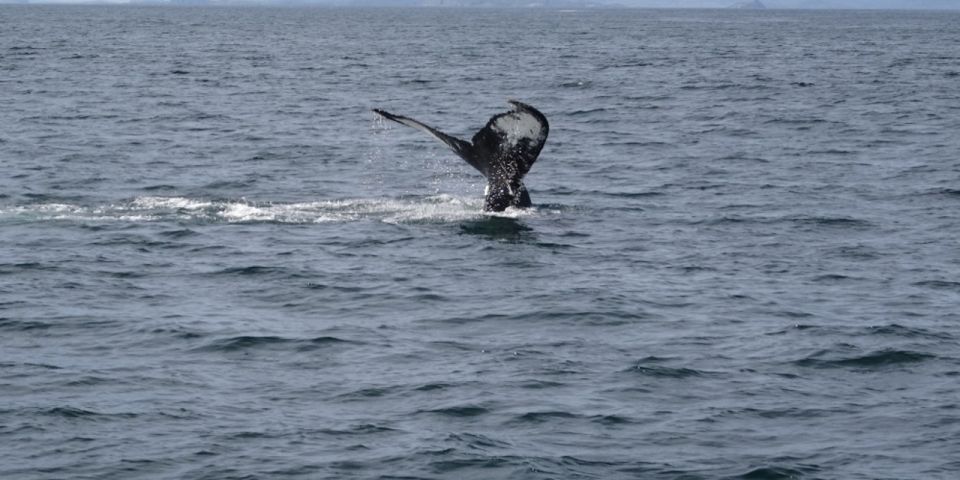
0,196,540,225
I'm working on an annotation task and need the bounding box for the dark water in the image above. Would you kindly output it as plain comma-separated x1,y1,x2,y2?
3,5,960,479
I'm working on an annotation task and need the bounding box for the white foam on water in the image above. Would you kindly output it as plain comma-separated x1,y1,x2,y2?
219,201,350,223
482,206,536,220
380,195,485,224
1,203,160,222
130,196,213,211
1,195,501,225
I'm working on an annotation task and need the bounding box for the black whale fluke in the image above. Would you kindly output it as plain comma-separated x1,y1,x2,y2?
373,100,549,212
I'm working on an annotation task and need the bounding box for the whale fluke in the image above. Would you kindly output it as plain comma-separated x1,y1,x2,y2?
373,100,549,212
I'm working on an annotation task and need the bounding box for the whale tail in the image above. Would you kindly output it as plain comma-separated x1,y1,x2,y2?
373,100,549,212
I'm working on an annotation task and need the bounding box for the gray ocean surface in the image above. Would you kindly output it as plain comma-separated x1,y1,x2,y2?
2,5,960,479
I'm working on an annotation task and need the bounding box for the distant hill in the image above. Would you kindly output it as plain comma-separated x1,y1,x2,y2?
347,0,612,6
730,0,765,7
15,0,960,9
342,0,960,8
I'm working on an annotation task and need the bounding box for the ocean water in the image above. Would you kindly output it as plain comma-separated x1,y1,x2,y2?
2,5,960,479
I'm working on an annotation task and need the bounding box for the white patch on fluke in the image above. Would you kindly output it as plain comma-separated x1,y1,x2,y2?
492,111,545,147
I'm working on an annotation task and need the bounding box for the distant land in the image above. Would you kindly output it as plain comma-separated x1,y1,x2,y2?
729,0,765,8
4,0,960,9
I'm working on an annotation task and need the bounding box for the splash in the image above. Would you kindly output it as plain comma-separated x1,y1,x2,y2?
0,195,546,225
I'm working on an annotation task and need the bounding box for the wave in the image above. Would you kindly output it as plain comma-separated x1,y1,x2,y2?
417,405,491,418
794,349,936,369
194,334,357,353
735,466,813,480
36,406,138,420
0,195,549,225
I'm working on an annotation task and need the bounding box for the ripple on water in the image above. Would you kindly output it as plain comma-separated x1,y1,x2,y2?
194,335,356,353
794,349,936,369
418,405,491,418
734,465,816,480
627,357,709,379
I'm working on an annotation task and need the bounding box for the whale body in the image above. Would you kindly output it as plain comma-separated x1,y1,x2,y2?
373,100,549,212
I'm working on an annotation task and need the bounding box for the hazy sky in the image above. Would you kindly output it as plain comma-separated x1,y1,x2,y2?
330,0,960,9
614,0,960,8
340,0,960,8
13,0,960,7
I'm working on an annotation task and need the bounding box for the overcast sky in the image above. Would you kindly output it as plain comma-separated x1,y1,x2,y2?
329,0,960,9
617,0,960,7
340,0,960,8
13,0,960,8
